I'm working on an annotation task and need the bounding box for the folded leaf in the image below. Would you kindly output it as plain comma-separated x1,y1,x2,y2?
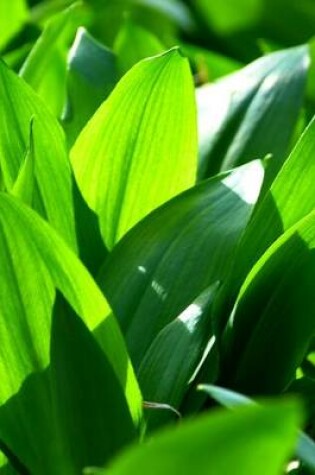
139,282,219,429
71,48,197,249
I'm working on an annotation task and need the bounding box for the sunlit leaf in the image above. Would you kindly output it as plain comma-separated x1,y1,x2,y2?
0,193,142,472
71,48,197,249
0,59,76,248
0,0,28,50
20,2,85,116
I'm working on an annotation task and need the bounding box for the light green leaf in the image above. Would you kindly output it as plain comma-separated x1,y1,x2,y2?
0,59,76,249
98,160,264,368
20,2,85,117
63,27,118,146
114,18,165,75
139,283,219,429
200,384,315,472
197,45,309,182
11,118,35,205
0,193,142,473
88,400,302,475
0,0,28,50
71,48,197,249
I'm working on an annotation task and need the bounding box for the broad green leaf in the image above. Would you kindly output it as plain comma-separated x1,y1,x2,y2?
0,0,28,50
20,2,85,117
88,400,302,475
98,160,264,368
197,45,308,182
71,48,197,250
215,113,315,335
200,384,315,472
114,18,165,75
0,193,142,473
139,283,219,429
0,59,76,249
63,27,118,146
221,210,315,395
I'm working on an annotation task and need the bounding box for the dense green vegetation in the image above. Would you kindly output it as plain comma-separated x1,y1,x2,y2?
1,0,315,473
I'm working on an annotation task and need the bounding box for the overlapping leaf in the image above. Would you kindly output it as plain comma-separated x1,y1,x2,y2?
215,114,315,335
98,160,264,368
197,45,309,182
138,283,219,429
0,193,142,473
63,27,118,145
0,59,76,248
221,210,315,396
89,400,301,475
71,48,197,249
20,3,85,117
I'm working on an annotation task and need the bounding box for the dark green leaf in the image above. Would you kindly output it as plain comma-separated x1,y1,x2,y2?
98,160,264,368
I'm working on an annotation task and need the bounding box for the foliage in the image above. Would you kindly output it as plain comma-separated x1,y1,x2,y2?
1,0,315,473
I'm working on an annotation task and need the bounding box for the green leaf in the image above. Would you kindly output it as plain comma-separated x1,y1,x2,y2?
139,283,219,429
0,59,77,249
0,193,142,473
20,2,85,117
10,118,35,205
197,45,309,182
215,113,315,335
98,160,264,368
63,27,118,146
221,210,315,395
114,18,165,75
71,48,197,250
200,384,315,472
88,400,302,475
0,0,28,50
